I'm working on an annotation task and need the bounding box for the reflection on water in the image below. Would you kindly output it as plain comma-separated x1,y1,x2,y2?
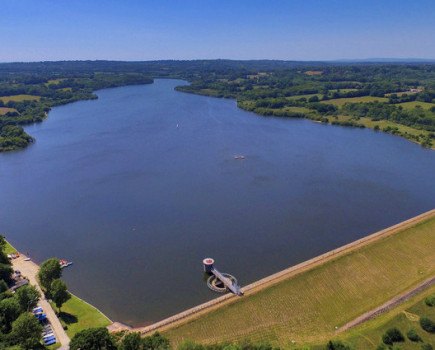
0,79,434,325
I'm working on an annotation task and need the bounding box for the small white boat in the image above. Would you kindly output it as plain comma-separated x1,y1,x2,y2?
60,259,73,268
234,155,245,160
24,258,31,261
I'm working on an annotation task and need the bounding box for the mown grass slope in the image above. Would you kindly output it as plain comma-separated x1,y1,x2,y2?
163,216,435,348
53,295,111,339
339,286,435,350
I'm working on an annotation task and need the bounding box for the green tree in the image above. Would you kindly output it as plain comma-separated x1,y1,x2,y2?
420,317,435,333
70,327,117,350
142,332,170,350
37,258,61,292
382,327,405,344
15,285,41,312
50,279,70,313
11,312,42,350
0,250,10,266
0,280,8,294
422,344,433,350
0,235,7,250
325,340,351,350
0,297,21,332
406,328,422,342
120,332,142,350
0,263,13,283
178,340,204,350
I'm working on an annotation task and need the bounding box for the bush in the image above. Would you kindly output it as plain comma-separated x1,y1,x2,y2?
420,317,435,333
424,294,435,307
406,328,422,342
382,327,404,344
325,340,351,350
421,344,433,350
382,333,392,345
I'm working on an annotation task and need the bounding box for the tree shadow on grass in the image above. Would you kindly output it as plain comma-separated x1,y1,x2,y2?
58,311,78,325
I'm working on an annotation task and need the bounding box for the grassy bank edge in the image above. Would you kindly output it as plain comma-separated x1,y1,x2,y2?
3,237,111,338
176,87,435,150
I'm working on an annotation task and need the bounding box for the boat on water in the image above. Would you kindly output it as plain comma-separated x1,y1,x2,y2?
234,155,245,160
59,259,73,268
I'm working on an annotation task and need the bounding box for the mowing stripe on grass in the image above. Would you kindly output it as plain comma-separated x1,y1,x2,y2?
158,210,435,346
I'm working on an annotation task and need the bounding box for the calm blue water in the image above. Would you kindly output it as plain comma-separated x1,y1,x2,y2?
0,79,434,325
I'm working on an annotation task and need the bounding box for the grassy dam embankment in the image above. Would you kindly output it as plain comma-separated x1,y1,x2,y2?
140,210,435,347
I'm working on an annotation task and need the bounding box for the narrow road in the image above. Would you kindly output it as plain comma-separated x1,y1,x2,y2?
12,255,70,349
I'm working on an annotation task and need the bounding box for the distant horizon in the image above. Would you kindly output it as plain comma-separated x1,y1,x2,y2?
1,57,435,65
3,0,435,62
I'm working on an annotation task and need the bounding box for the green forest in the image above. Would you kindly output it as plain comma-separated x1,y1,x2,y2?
1,60,435,151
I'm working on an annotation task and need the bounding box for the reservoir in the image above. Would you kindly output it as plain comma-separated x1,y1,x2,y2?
0,79,434,326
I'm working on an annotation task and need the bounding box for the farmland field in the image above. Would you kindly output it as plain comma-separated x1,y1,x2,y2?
283,106,311,113
398,101,435,110
163,214,435,347
322,96,389,107
287,93,323,100
0,94,40,103
0,107,18,115
45,78,67,86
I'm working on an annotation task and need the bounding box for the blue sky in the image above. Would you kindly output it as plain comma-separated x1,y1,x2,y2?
2,0,435,62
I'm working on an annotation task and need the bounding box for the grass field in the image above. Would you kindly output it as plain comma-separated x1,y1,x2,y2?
163,215,435,348
52,294,111,339
3,240,18,255
339,286,435,350
322,96,389,107
304,71,323,76
287,93,323,100
330,88,359,93
384,91,416,97
0,94,40,103
326,115,431,138
45,78,66,86
283,106,311,113
398,101,435,110
0,107,18,115
322,115,435,149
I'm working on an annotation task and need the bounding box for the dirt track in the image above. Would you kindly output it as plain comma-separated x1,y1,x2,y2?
134,208,435,335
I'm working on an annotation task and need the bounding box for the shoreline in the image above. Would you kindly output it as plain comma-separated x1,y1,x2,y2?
5,241,111,345
4,208,435,335
135,208,435,335
178,87,435,150
5,241,112,325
